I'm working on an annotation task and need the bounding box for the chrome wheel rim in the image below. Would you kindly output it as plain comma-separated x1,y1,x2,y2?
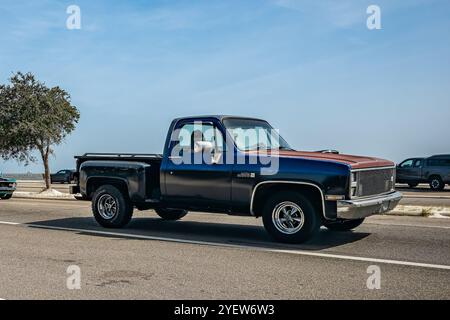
97,194,118,220
431,179,440,189
272,201,305,234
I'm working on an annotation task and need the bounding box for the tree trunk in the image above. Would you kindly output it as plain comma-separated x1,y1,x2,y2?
43,152,50,190
38,143,51,190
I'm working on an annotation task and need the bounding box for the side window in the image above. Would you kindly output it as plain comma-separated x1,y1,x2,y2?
173,122,224,153
203,126,224,152
427,159,448,167
176,123,195,149
413,159,422,167
400,160,413,168
428,159,450,167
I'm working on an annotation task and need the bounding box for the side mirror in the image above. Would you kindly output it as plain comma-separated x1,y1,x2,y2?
194,141,214,153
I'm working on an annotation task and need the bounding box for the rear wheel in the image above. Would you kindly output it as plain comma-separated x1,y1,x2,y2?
429,176,445,191
262,191,319,243
92,185,133,228
155,208,188,220
324,218,365,231
0,194,13,200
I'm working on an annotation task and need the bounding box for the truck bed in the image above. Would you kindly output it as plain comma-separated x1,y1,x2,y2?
75,153,163,169
74,153,163,200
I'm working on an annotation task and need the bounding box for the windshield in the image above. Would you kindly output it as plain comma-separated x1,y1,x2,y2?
222,118,293,151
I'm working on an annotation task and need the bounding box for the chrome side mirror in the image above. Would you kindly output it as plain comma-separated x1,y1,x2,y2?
194,141,214,153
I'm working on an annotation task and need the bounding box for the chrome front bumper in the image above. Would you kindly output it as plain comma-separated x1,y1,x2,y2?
337,191,402,220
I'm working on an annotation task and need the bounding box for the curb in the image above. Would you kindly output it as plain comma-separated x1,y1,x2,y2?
386,205,450,218
12,192,76,201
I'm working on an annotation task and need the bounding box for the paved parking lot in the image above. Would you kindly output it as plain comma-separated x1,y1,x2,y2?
0,198,449,299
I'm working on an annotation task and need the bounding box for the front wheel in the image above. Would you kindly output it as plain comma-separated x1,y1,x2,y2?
323,218,365,231
92,185,133,228
262,191,320,243
155,208,188,220
0,194,13,200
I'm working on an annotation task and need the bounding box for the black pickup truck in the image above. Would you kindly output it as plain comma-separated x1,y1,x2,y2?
71,115,401,243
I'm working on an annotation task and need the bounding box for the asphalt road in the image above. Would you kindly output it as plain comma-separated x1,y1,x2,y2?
396,185,450,206
0,198,449,299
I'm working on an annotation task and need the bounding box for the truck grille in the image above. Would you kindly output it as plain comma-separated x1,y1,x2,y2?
352,168,395,198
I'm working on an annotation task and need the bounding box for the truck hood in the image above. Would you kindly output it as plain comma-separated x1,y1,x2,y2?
246,150,394,169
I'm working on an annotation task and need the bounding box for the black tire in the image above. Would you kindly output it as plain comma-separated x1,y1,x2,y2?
429,176,445,191
155,208,188,220
92,185,133,228
323,218,365,231
0,194,13,200
408,183,418,188
262,191,320,244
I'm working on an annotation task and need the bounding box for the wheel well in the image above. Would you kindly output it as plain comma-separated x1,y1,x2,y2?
86,178,129,199
252,183,324,218
428,174,442,181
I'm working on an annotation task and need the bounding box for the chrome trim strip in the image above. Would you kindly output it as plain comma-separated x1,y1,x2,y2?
337,191,402,219
349,190,395,201
350,166,395,172
250,181,328,219
338,191,402,207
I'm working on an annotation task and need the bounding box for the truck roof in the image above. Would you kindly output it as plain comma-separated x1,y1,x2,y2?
428,154,450,159
173,115,266,122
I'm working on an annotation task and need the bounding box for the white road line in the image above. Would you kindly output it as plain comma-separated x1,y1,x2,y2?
0,221,20,225
403,195,450,199
13,222,450,271
366,222,450,229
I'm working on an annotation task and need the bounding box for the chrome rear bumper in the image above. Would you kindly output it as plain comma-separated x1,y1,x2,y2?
337,191,402,220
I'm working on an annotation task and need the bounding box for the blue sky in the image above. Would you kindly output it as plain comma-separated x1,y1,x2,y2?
1,0,449,173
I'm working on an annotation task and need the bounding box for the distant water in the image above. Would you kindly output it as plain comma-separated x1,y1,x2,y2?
1,173,43,180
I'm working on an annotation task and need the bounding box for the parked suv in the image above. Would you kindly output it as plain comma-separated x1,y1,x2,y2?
396,154,450,190
50,169,76,184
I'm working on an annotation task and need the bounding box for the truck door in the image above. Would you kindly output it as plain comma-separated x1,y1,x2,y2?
162,119,232,211
410,159,424,181
397,159,414,182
